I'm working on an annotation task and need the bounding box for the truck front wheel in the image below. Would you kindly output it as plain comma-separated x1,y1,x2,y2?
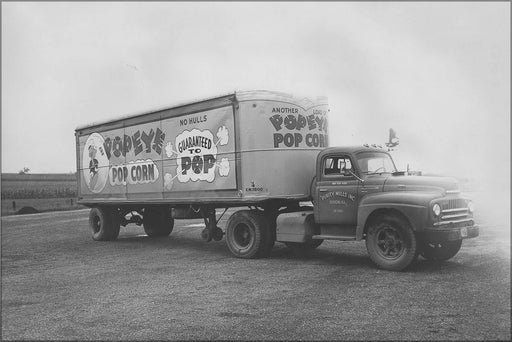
89,207,120,241
366,215,418,271
226,210,270,259
143,206,174,238
420,240,462,261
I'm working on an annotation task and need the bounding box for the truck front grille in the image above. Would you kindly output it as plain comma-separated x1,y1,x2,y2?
434,199,472,227
441,199,466,211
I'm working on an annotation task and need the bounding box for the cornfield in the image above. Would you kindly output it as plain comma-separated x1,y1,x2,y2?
1,174,77,199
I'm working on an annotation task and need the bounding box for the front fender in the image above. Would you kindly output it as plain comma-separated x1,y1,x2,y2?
356,191,435,240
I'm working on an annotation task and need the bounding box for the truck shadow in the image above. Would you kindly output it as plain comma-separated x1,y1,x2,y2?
410,259,474,273
270,244,375,268
114,233,469,273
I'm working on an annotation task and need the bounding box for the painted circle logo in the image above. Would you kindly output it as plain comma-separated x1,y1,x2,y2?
82,133,109,193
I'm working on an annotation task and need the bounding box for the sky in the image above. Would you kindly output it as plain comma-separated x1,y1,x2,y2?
2,2,510,191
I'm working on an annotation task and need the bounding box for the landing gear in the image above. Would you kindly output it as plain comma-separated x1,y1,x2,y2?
212,227,224,241
200,226,224,241
200,208,225,242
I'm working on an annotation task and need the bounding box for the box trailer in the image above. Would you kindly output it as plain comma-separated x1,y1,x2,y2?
76,90,329,247
77,90,328,204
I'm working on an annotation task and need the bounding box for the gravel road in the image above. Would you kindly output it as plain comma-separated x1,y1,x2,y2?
1,203,510,341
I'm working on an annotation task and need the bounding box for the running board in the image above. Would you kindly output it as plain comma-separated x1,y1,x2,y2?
312,235,357,241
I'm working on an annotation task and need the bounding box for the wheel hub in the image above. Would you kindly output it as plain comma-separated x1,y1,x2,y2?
376,227,404,260
92,216,101,233
234,224,251,248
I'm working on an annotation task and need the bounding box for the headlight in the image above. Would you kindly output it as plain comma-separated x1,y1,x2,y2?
467,201,474,213
432,203,441,217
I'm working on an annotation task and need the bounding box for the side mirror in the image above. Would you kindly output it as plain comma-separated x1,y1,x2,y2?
343,169,352,177
347,169,365,183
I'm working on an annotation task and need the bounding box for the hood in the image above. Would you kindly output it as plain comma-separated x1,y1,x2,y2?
383,175,459,195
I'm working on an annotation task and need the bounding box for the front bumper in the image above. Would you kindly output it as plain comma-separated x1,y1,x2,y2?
423,225,479,243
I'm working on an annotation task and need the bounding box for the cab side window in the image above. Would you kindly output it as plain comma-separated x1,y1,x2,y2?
323,156,354,177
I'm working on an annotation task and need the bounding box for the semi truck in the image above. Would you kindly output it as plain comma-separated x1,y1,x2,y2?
75,90,479,271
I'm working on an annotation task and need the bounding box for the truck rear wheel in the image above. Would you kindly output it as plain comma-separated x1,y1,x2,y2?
89,207,120,241
366,214,418,271
143,206,174,238
420,240,462,261
226,210,271,259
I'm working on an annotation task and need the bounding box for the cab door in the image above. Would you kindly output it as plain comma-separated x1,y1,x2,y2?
314,154,360,225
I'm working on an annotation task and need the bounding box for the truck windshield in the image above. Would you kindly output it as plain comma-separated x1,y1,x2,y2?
356,151,396,174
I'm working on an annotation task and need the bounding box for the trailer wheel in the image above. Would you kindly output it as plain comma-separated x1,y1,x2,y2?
420,240,462,261
89,207,120,241
366,214,418,271
226,210,270,259
143,206,174,238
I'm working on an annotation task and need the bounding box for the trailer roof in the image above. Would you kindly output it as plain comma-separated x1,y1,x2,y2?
75,90,328,132
75,91,235,132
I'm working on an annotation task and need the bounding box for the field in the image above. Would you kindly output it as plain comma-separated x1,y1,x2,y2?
1,173,83,215
1,197,84,215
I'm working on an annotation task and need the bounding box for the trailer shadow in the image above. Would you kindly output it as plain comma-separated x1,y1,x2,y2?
410,258,479,273
115,232,232,256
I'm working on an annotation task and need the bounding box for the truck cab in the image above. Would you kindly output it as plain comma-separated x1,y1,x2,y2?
277,145,479,271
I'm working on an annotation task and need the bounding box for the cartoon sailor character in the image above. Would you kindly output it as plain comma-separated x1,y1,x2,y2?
88,144,99,190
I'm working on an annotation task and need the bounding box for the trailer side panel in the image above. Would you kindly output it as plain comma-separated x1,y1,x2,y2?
76,91,329,206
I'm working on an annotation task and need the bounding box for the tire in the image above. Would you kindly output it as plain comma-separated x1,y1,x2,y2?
89,207,120,241
285,239,323,251
365,214,418,271
143,206,174,238
226,210,270,259
420,240,462,261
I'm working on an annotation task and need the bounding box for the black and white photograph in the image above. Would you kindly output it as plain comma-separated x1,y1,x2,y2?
1,1,510,340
